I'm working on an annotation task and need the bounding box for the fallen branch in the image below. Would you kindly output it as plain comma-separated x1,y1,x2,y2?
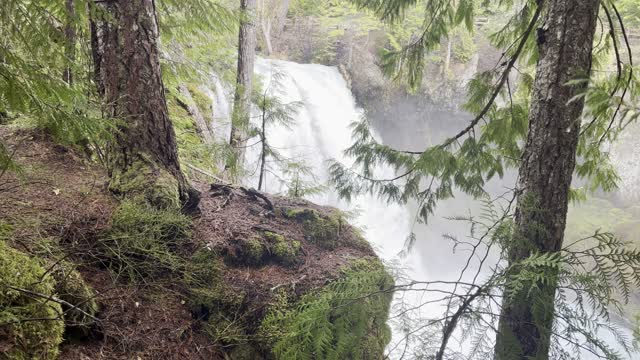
240,187,274,211
209,183,275,212
8,285,101,324
185,163,230,185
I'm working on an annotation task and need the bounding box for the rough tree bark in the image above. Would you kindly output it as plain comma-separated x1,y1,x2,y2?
227,0,257,181
494,0,601,359
91,0,200,212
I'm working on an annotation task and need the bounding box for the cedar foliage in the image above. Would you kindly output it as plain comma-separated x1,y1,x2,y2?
260,259,394,360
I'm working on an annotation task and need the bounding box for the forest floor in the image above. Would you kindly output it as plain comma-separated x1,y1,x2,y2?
0,126,376,359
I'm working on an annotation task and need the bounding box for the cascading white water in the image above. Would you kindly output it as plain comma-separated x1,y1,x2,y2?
202,75,233,144
248,59,411,261
210,58,634,359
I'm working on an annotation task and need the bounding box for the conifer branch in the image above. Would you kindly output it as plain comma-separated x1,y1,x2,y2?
442,3,543,148
598,2,634,145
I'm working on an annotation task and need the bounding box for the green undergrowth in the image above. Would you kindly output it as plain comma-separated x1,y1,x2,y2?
51,261,99,336
1,182,395,359
0,219,100,356
259,259,394,360
97,200,192,283
95,201,254,348
184,247,250,346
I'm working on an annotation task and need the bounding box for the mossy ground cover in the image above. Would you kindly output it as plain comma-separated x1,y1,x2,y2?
0,238,65,360
0,128,396,359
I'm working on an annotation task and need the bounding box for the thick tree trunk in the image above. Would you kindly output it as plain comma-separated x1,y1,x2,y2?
92,0,199,212
227,0,257,180
494,1,600,359
62,0,76,85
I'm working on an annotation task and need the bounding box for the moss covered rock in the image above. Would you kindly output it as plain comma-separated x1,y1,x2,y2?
227,232,301,267
0,241,64,359
51,262,98,337
264,232,301,266
245,237,267,265
284,208,342,249
259,258,394,360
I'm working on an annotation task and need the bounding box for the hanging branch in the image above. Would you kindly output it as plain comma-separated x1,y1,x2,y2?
598,2,635,145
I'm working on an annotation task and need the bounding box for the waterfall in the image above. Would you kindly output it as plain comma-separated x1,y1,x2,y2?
212,58,634,359
202,75,233,145
248,59,411,261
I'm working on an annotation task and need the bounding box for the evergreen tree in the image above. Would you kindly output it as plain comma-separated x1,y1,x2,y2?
494,1,600,358
251,69,301,191
91,0,200,212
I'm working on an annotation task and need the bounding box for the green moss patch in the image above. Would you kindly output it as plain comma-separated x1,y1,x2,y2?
284,208,342,249
226,231,301,267
259,259,394,360
185,248,249,347
108,158,181,210
0,240,64,359
264,232,301,266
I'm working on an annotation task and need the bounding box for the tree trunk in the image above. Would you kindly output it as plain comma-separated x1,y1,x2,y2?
89,17,104,97
442,37,451,77
62,0,76,85
92,0,199,212
177,85,215,145
257,100,267,191
227,0,257,181
261,18,273,56
494,1,600,359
